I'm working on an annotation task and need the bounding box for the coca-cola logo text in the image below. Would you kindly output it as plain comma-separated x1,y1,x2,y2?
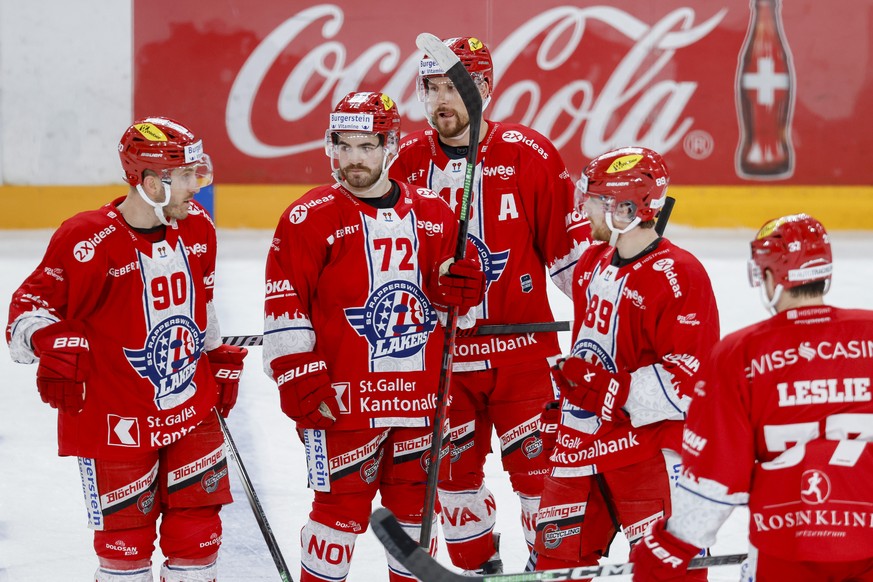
226,4,726,160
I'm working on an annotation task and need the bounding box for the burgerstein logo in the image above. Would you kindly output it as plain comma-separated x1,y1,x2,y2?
344,281,437,360
124,315,205,410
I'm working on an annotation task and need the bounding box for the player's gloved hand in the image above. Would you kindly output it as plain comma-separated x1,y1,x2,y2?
538,400,561,457
629,518,700,582
551,356,630,422
207,344,248,417
30,320,90,415
273,353,339,428
436,256,486,311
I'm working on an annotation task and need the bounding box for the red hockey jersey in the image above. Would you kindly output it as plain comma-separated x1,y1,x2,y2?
391,122,591,370
550,239,719,475
670,306,873,561
263,181,470,430
7,199,222,460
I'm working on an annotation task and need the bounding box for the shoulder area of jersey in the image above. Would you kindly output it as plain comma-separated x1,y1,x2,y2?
398,128,434,153
281,184,338,225
399,181,441,201
641,239,707,271
491,121,556,159
183,199,216,228
58,204,122,239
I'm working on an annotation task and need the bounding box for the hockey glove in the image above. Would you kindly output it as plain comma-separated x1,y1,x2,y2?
273,353,339,429
436,256,486,311
30,320,90,415
207,344,248,417
538,400,561,458
629,518,700,582
551,356,630,422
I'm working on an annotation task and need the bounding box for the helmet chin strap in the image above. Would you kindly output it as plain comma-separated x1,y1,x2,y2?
761,283,783,315
605,213,641,247
135,182,173,226
761,278,832,315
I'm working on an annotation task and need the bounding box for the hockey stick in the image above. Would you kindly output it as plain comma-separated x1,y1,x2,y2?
415,31,484,549
221,320,573,347
370,508,746,581
654,195,675,236
215,410,294,582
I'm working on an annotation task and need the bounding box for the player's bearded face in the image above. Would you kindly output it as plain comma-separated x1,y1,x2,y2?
336,134,385,189
583,194,613,242
425,78,470,139
163,167,202,220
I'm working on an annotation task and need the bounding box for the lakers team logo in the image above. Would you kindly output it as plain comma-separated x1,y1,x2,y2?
124,315,205,410
468,234,509,291
344,280,437,360
570,339,617,373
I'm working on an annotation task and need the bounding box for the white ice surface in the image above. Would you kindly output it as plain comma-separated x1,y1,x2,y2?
1,226,871,581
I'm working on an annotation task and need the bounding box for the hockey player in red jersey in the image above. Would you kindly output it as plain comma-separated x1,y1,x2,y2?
630,214,873,582
6,117,248,582
534,147,719,577
263,91,485,582
390,36,592,573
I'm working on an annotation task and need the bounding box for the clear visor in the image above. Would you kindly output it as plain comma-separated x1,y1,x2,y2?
416,73,488,103
324,130,398,159
574,178,616,215
160,153,213,189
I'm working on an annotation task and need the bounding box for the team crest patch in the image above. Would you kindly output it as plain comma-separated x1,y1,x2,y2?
344,280,437,359
124,315,205,410
570,338,618,373
469,234,509,290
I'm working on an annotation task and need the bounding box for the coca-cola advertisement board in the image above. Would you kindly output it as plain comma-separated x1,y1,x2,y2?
134,0,873,185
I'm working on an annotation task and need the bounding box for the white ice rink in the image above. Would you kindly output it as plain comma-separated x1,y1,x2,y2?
2,225,871,581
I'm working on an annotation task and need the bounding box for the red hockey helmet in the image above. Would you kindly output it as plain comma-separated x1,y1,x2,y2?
325,92,401,158
748,214,833,290
119,117,212,187
417,37,493,101
576,146,669,222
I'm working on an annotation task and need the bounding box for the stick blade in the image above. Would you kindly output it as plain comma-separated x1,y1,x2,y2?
415,33,460,71
370,508,465,582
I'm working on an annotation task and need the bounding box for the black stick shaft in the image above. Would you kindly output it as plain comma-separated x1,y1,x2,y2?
216,410,294,582
415,33,485,549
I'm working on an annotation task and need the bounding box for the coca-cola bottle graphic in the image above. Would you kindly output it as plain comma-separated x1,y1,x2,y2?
735,0,795,180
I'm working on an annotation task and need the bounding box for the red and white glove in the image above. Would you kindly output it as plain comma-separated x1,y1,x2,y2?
273,353,339,429
30,321,90,415
207,344,248,417
629,518,700,582
551,356,630,422
538,400,561,458
436,256,486,311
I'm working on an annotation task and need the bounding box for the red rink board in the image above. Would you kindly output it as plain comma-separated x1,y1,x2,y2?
133,1,873,186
